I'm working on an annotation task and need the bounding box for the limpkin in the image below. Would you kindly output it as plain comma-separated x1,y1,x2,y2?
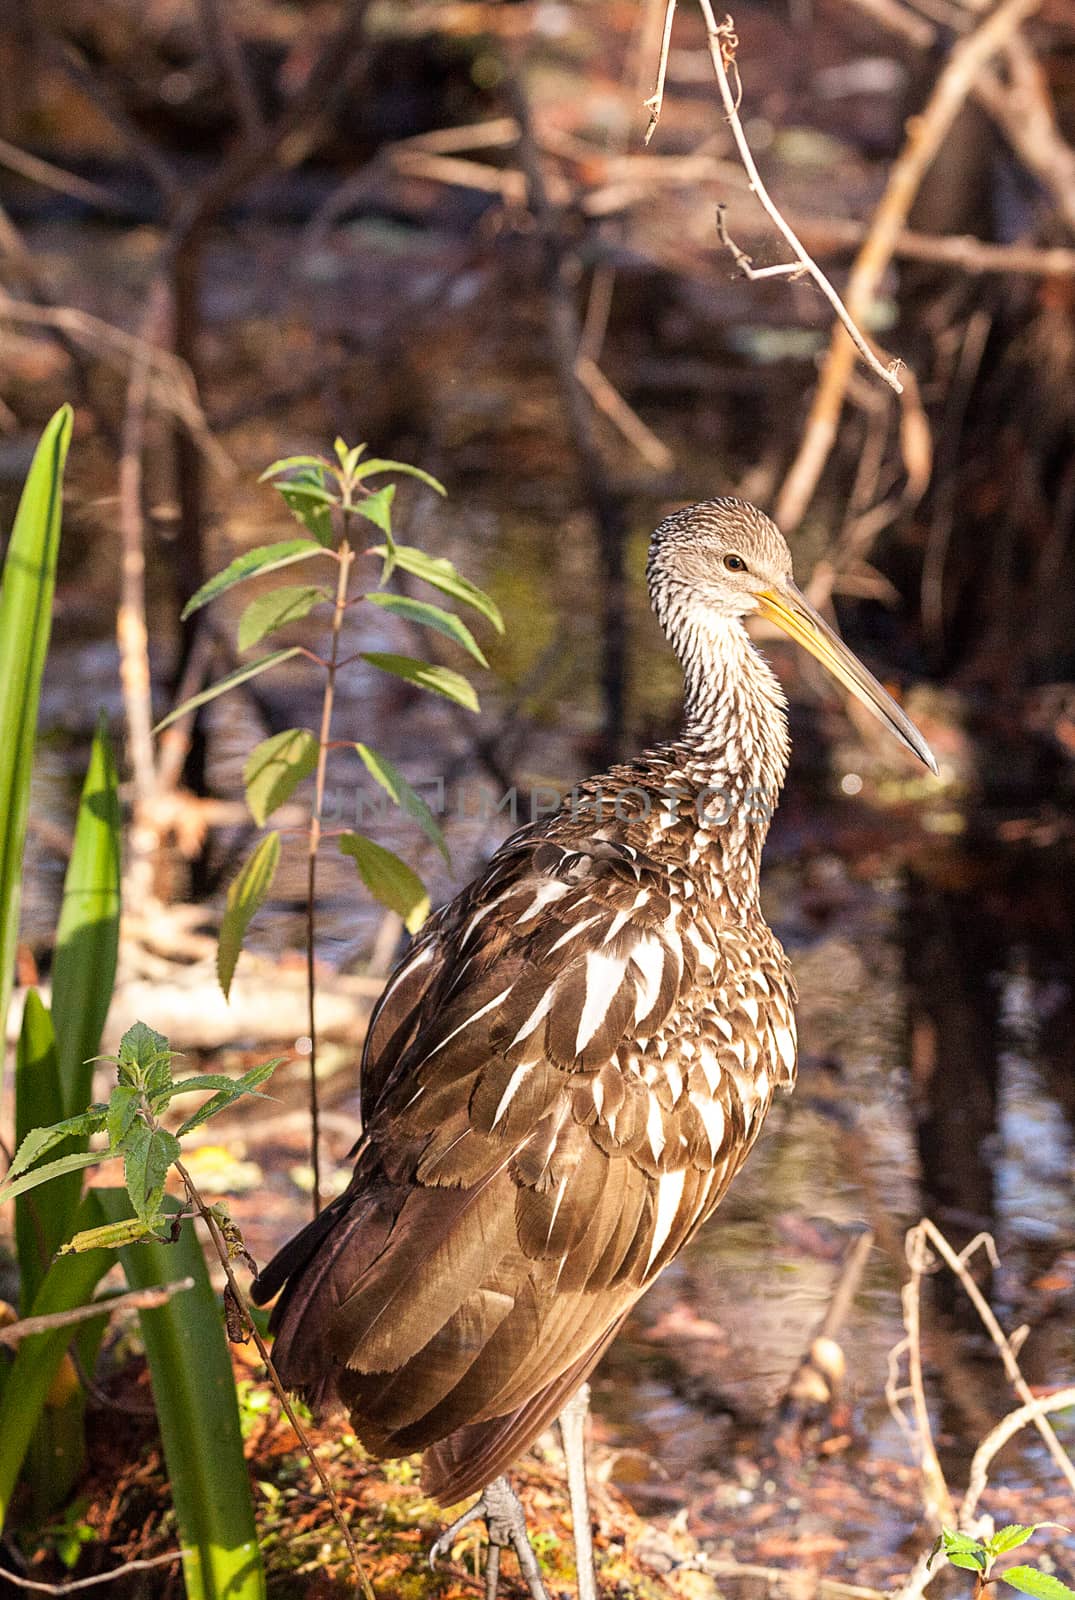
252,499,936,1599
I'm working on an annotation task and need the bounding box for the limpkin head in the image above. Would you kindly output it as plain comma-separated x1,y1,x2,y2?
648,497,937,774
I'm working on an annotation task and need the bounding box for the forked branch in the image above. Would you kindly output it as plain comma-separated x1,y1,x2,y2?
645,2,903,394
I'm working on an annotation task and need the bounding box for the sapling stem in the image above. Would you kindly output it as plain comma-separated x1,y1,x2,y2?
305,528,355,1219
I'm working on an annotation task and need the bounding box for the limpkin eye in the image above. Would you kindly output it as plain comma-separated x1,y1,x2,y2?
723,553,748,572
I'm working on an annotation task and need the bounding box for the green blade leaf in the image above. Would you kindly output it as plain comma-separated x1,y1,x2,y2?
0,1149,105,1209
14,991,65,1305
371,542,503,634
361,652,479,713
1003,1569,1075,1600
0,1190,115,1531
352,483,395,534
366,592,489,667
52,718,121,1122
153,647,303,733
0,405,72,1052
180,540,326,619
236,585,326,652
243,727,318,827
98,1191,267,1600
339,833,430,933
352,458,446,495
355,743,449,863
217,832,281,999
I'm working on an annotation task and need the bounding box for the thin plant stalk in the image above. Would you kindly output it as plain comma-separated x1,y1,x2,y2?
173,1159,374,1600
305,531,355,1217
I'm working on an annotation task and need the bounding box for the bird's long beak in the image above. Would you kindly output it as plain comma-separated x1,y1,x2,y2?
756,582,938,775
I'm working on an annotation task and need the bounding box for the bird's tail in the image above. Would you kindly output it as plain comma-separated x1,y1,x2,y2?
250,1185,394,1411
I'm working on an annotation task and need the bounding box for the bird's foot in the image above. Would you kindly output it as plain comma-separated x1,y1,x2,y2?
430,1475,549,1600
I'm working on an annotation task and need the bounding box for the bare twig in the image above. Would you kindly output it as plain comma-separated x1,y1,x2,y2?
962,1386,1075,1524
119,280,169,821
975,35,1075,235
173,1159,374,1600
643,0,679,144
774,0,1041,531
195,0,265,138
0,1551,182,1594
914,1220,1075,1495
0,137,136,216
575,355,674,470
886,1226,957,1527
839,0,937,48
0,1280,194,1348
653,4,903,393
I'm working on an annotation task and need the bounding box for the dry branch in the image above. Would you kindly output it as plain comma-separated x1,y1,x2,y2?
0,1550,182,1595
774,0,1042,532
646,3,902,393
962,1387,1075,1524
0,1280,194,1348
975,34,1075,236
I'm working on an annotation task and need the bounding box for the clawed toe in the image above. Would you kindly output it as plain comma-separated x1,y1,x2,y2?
429,1476,548,1600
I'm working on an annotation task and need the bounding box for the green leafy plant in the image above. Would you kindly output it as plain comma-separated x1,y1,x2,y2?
1,1022,274,1599
930,1525,1075,1600
155,438,503,1208
0,1022,278,1250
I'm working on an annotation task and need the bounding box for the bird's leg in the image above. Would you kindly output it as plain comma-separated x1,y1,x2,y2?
559,1382,598,1600
429,1475,549,1600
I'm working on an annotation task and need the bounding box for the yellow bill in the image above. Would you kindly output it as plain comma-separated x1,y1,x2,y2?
757,582,938,775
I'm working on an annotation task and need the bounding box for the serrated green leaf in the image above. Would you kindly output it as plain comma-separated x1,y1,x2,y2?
1004,1569,1075,1600
181,540,326,619
259,455,330,480
992,1529,1070,1557
352,483,395,534
8,1108,109,1178
942,1532,988,1561
117,1021,171,1080
0,1149,105,1208
237,585,326,652
243,728,319,826
122,1121,152,1218
153,647,303,733
217,832,281,999
165,1073,258,1098
361,651,479,712
366,592,489,667
352,458,446,495
60,1216,170,1254
106,1085,140,1150
142,1128,181,1222
355,743,449,863
371,542,502,633
339,833,430,933
176,1059,281,1137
